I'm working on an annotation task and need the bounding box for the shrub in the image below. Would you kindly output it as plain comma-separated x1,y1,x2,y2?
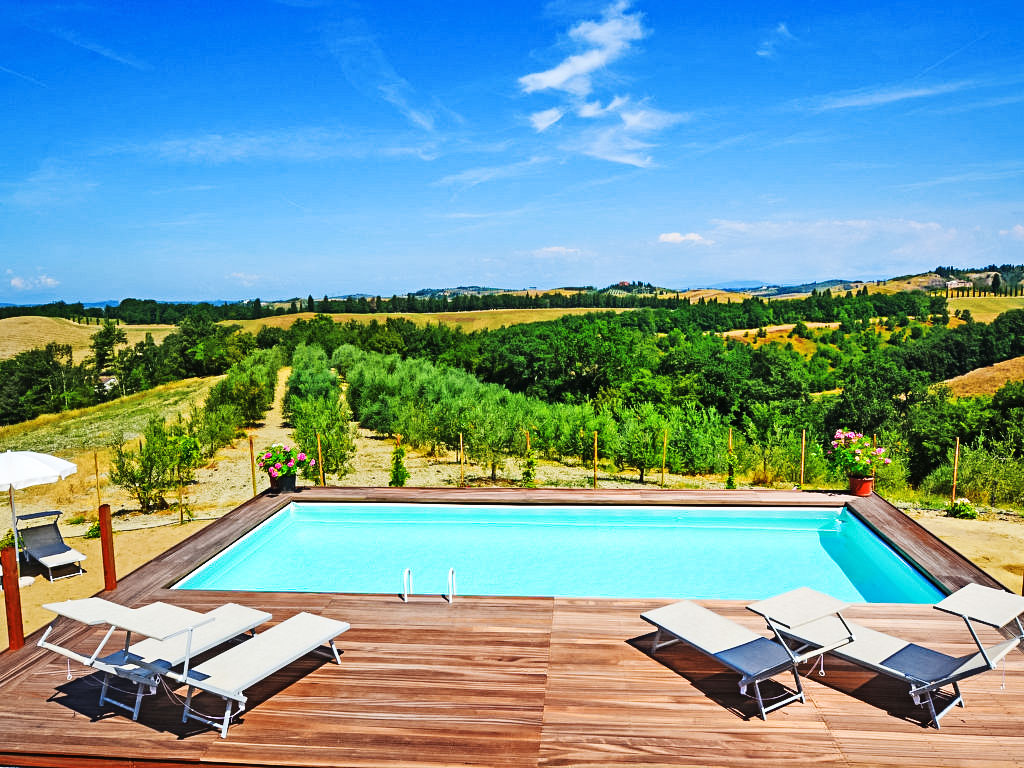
389,441,409,487
84,521,101,539
290,395,357,479
947,497,977,519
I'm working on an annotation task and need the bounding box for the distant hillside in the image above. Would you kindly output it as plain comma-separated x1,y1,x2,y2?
0,316,175,361
945,355,1024,397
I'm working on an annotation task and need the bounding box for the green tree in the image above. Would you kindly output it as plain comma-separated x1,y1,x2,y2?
615,403,665,483
290,395,357,479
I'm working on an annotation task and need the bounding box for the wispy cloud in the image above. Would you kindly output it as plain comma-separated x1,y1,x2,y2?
518,2,686,167
50,28,151,70
119,128,438,164
1,159,97,207
530,107,565,132
756,22,795,58
435,156,550,188
519,0,644,96
0,64,47,87
228,272,262,287
815,79,976,110
1000,224,1024,240
323,17,447,131
896,163,1024,190
926,92,1024,115
659,232,713,245
532,245,581,257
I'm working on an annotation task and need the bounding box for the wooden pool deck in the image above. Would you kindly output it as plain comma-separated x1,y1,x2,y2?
0,488,1020,767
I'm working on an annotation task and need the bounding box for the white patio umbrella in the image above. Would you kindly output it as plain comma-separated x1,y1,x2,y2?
0,450,77,555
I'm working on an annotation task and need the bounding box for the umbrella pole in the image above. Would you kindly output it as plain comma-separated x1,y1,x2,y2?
8,487,21,571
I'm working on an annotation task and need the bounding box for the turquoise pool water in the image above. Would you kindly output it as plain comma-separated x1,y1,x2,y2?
174,503,945,603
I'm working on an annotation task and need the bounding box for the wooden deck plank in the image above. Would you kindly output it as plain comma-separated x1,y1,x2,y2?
0,488,1021,767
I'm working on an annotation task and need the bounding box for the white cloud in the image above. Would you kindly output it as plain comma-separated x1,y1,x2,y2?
620,107,690,132
578,95,628,118
1000,224,1024,240
659,232,713,245
518,3,685,167
573,126,654,167
533,245,581,257
228,272,261,287
816,80,975,111
2,160,97,207
435,156,550,188
9,274,59,290
530,107,565,132
123,128,439,164
50,28,151,70
518,1,645,97
756,22,795,58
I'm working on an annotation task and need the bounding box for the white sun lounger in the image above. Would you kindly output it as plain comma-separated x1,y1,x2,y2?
175,611,350,737
641,590,852,719
37,598,271,720
768,584,1024,728
17,511,86,581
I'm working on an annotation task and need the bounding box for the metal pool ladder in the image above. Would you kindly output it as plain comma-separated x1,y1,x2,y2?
400,567,456,602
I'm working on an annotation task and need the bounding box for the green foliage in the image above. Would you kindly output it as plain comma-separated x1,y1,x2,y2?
947,498,978,519
521,448,537,487
826,429,891,478
389,442,410,487
0,529,15,550
84,522,101,539
929,443,1024,506
615,403,666,483
290,396,357,479
285,343,338,422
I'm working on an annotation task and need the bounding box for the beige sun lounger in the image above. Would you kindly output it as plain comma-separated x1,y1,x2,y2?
175,611,350,737
38,598,271,720
770,584,1024,728
641,590,851,719
17,511,86,581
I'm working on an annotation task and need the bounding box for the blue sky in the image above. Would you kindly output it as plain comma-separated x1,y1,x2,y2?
2,0,1023,303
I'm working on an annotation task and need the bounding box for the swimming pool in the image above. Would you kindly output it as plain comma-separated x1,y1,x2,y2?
174,503,944,602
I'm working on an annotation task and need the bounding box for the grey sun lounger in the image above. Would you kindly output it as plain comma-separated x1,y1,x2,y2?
767,584,1024,728
173,611,350,738
37,598,271,720
17,511,86,581
641,590,852,719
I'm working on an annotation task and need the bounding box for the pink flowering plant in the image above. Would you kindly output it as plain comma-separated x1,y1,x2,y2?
256,443,314,478
827,430,891,478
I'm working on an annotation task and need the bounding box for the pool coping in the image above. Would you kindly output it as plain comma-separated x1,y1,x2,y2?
151,486,1004,597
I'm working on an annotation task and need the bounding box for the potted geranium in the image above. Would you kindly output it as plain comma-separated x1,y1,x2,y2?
256,443,314,494
827,429,891,496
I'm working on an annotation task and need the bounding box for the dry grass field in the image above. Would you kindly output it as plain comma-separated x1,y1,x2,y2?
722,322,839,356
946,295,1024,323
227,306,633,334
0,377,215,456
945,355,1024,396
0,316,175,361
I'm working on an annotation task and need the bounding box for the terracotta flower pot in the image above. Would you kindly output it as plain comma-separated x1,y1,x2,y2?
269,473,297,493
847,476,874,497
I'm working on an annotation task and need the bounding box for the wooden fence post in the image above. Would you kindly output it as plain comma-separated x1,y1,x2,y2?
593,431,598,489
661,429,668,487
99,503,116,591
1,546,24,651
800,429,806,488
316,433,325,486
248,437,257,497
950,436,961,507
93,451,102,508
459,433,465,487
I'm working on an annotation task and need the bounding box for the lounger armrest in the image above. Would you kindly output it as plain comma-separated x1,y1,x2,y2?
935,584,1024,629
